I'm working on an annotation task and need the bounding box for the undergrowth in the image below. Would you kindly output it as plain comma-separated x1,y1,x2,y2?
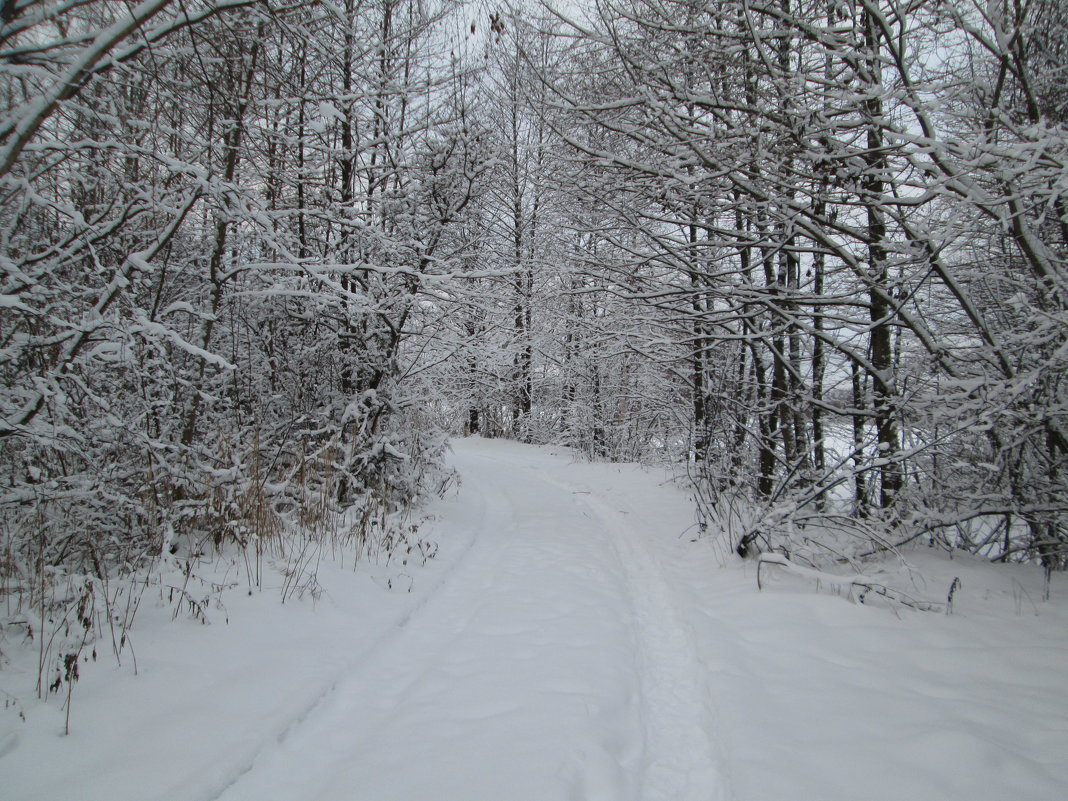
0,462,449,734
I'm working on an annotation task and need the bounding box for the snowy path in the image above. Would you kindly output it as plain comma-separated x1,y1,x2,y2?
6,437,1068,801
210,438,728,801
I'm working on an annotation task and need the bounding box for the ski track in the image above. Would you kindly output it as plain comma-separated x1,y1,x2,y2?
196,463,491,801
206,440,727,801
559,482,730,801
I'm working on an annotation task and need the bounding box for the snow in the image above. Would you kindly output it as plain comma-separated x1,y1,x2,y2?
131,318,235,370
2,437,1067,800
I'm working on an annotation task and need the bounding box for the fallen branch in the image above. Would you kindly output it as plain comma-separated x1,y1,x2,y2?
757,553,943,612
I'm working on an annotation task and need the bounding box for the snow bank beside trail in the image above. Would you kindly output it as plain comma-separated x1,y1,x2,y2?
682,548,1068,801
0,519,475,801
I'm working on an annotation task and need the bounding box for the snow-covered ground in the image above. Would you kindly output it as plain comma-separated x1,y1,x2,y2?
2,436,1067,800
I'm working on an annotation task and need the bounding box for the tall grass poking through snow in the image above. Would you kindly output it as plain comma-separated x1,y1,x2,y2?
0,426,451,733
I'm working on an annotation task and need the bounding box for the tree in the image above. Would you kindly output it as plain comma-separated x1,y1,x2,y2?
545,0,1068,567
0,0,480,579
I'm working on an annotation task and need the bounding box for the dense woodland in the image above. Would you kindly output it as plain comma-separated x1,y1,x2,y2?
1,0,1066,588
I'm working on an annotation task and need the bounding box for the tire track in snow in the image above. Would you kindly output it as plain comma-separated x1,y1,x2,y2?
207,444,642,801
198,466,492,801
207,440,727,801
552,478,732,801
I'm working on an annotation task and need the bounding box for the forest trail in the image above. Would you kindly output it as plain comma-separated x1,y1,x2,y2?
6,438,1067,801
209,436,730,801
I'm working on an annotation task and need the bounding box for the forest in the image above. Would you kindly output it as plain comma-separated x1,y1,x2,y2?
1,0,1066,595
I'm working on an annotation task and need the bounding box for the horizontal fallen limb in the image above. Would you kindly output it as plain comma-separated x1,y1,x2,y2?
757,553,943,612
